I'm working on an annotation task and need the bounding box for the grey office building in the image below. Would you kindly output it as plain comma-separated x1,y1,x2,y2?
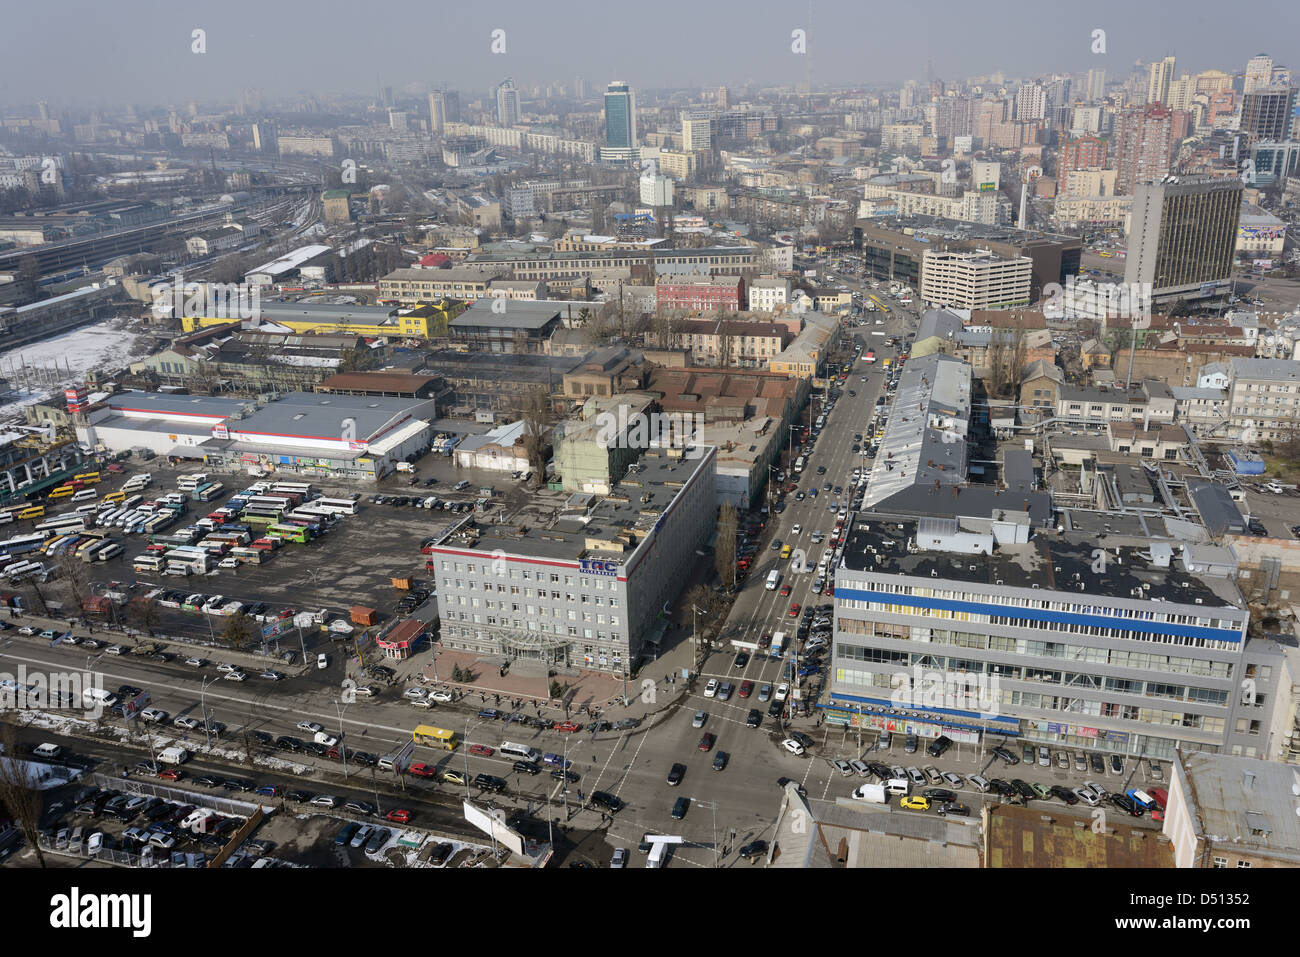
1124,176,1243,304
429,446,716,674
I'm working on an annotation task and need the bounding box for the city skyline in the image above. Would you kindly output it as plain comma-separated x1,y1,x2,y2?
2,0,1298,107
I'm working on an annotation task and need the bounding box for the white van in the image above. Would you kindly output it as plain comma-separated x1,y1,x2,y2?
766,569,781,591
81,687,119,708
159,745,190,765
884,778,910,796
32,742,64,759
500,742,541,762
72,489,98,503
182,808,216,832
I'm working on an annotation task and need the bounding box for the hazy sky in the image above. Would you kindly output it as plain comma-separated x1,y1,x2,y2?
2,0,1296,109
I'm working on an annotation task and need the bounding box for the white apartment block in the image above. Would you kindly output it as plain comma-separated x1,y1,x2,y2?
748,276,791,312
1227,357,1300,443
920,250,1032,310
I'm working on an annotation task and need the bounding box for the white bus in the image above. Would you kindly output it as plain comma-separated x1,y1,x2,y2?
94,543,124,562
268,482,314,498
5,560,44,579
177,473,208,491
133,554,165,572
34,516,86,536
311,497,357,516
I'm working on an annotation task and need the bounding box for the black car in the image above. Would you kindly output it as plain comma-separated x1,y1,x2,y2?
922,787,956,803
1090,753,1106,774
193,775,221,788
746,709,762,728
738,839,768,860
287,790,313,803
991,746,1019,766
429,842,454,866
991,779,1017,797
767,699,783,718
214,816,244,835
1011,779,1036,800
550,769,579,783
776,776,807,796
477,708,501,720
1050,785,1079,805
733,651,750,669
301,741,328,757
352,751,378,767
222,778,256,792
276,735,304,752
614,718,641,730
712,751,729,771
474,774,507,793
117,684,143,698
513,760,540,776
589,790,625,813
249,731,273,746
667,763,686,786
869,762,893,780
671,797,690,820
1111,793,1143,816
926,735,953,758
936,802,970,817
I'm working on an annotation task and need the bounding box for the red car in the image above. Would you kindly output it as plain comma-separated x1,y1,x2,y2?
408,762,437,778
106,463,126,473
758,633,771,649
158,768,185,781
738,680,754,698
385,808,413,824
553,721,581,733
469,744,495,757
698,732,716,752
788,603,801,617
1149,787,1168,810
779,584,792,597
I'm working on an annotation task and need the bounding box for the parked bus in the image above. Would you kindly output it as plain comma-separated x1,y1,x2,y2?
243,509,281,527
47,486,75,500
94,543,124,562
177,473,208,492
794,456,805,474
268,524,311,544
35,516,86,536
102,490,126,504
76,534,112,559
73,472,101,485
268,482,313,498
0,510,13,526
248,494,295,511
310,497,357,516
229,546,265,564
412,725,457,750
164,552,211,574
16,505,44,520
5,560,44,579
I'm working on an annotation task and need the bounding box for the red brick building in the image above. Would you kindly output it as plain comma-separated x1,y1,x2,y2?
656,275,745,313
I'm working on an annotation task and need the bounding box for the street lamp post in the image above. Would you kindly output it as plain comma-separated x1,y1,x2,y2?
336,699,349,780
200,675,216,751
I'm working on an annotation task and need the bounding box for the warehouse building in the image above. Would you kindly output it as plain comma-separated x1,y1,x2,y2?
75,390,437,480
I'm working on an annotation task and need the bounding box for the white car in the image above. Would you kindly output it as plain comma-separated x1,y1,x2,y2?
185,656,207,667
297,721,324,734
222,670,247,682
781,738,806,755
703,678,719,698
429,690,454,702
313,731,338,747
1074,786,1101,807
215,663,237,674
317,653,328,670
140,707,168,724
942,771,963,788
791,524,802,535
173,716,201,730
403,688,428,701
1264,482,1285,494
774,683,790,702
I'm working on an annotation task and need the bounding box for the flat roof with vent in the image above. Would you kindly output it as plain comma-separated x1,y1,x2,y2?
228,391,430,442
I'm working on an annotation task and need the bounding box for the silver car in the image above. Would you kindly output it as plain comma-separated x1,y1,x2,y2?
692,710,707,728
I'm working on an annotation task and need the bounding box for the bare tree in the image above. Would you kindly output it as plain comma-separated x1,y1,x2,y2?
0,725,47,868
221,613,255,651
714,504,738,590
520,386,554,487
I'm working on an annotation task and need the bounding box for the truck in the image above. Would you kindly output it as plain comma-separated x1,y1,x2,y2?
765,569,781,591
395,462,415,473
770,631,786,659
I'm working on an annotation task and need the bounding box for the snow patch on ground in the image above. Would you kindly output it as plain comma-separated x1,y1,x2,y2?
0,318,149,415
